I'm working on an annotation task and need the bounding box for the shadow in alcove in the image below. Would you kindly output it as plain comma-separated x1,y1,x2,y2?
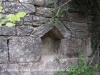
41,26,64,61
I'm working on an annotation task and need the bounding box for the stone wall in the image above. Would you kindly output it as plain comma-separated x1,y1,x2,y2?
0,0,92,75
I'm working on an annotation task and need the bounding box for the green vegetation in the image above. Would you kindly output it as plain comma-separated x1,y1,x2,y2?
54,51,98,75
66,51,98,75
0,6,26,27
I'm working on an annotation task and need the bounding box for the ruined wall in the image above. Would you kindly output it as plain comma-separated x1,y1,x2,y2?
0,0,92,75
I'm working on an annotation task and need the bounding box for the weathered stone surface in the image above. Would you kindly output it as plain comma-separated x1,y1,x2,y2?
32,16,49,26
32,24,54,37
83,38,93,57
31,71,55,75
33,15,48,22
0,64,19,75
3,2,35,13
60,38,85,56
36,7,52,17
19,0,33,3
64,22,88,38
9,37,42,63
30,58,78,75
65,22,88,31
0,37,8,63
17,26,33,36
21,14,33,25
0,26,16,35
34,0,45,6
19,63,32,75
68,13,87,23
55,23,71,38
45,0,54,7
71,31,89,38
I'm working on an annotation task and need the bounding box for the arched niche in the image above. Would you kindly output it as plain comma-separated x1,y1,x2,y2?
41,26,64,61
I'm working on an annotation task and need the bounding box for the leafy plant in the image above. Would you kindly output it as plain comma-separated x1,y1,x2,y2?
0,6,26,27
54,56,60,64
54,70,64,75
66,51,98,75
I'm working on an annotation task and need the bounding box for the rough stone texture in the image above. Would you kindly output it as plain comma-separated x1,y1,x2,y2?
64,22,88,38
0,64,19,75
84,38,93,57
60,38,86,56
3,2,35,13
34,0,45,6
23,14,33,25
32,24,54,37
45,0,55,7
36,7,52,17
17,26,33,36
55,23,71,38
32,15,49,26
19,0,33,3
0,37,8,63
9,37,42,63
68,13,87,23
0,26,16,36
19,63,32,75
0,0,93,75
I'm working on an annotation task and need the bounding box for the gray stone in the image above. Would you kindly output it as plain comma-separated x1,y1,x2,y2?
36,7,53,17
32,23,54,37
0,26,16,35
64,22,88,31
64,22,88,38
60,38,85,56
32,22,42,27
68,13,87,23
0,64,19,75
3,2,35,13
19,63,32,75
0,37,8,63
22,14,33,25
19,0,33,3
31,71,55,75
45,0,54,7
84,38,93,57
34,0,45,6
9,37,42,63
32,15,49,26
55,23,71,38
17,26,33,36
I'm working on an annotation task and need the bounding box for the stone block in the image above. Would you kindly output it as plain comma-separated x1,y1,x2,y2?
22,14,33,25
34,0,45,6
31,71,55,75
0,64,19,75
32,15,49,26
60,38,85,56
3,2,35,13
71,31,89,38
68,13,87,23
83,38,93,57
45,0,54,7
19,63,32,75
64,22,89,38
9,37,42,63
32,23,54,37
36,7,53,17
0,26,16,36
0,37,8,63
19,0,33,3
65,22,88,31
17,26,33,36
55,23,71,38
